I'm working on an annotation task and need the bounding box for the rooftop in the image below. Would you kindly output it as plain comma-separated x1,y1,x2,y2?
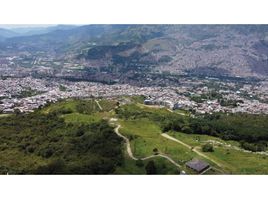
186,159,210,173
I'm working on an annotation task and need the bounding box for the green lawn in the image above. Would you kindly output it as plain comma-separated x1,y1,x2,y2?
42,99,79,113
119,118,197,165
203,147,268,174
42,99,115,125
168,131,232,147
169,131,268,174
42,99,102,114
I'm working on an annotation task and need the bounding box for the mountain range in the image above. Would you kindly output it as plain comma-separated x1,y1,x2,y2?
1,24,268,79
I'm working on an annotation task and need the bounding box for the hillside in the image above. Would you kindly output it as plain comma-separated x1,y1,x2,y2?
2,25,268,79
1,97,268,174
0,28,18,40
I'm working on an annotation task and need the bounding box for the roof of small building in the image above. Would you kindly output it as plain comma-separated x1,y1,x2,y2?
186,159,210,173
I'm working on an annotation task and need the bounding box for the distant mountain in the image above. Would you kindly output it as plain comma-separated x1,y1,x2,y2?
2,25,268,79
10,25,78,36
0,28,18,40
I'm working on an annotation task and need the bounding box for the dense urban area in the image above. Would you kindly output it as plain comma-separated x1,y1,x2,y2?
1,75,268,115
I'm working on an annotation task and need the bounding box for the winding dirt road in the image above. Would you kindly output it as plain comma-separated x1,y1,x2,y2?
161,133,223,168
115,125,137,160
114,124,182,168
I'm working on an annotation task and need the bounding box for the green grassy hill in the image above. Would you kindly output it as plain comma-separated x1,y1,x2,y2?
1,97,268,174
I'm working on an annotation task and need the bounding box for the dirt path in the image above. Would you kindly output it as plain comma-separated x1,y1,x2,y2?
114,124,182,168
95,100,103,111
114,125,138,160
161,133,223,168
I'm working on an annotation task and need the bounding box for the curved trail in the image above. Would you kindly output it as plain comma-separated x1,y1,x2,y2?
114,125,181,168
114,125,137,160
95,100,103,111
161,133,223,168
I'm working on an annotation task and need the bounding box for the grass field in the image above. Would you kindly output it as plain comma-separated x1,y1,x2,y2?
119,118,198,164
169,131,268,174
42,99,114,124
116,103,268,174
42,99,79,114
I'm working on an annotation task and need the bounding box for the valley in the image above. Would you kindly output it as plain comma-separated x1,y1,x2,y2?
1,24,268,175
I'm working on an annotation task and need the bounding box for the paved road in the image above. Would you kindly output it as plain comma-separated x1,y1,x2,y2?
161,133,223,168
114,124,181,168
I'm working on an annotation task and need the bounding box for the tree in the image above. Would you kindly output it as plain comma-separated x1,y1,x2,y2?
35,159,66,174
153,148,159,155
145,161,157,174
135,159,144,167
181,125,193,134
14,108,21,115
202,143,214,152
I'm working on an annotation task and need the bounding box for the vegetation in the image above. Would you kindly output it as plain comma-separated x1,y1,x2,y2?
0,101,124,174
189,113,268,150
202,143,214,152
98,99,118,111
1,98,268,174
13,88,44,98
59,85,67,92
145,160,157,174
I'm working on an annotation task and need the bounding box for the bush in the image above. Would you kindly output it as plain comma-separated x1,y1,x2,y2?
135,159,144,167
181,126,193,134
26,145,35,153
40,147,54,158
240,141,267,152
35,159,66,174
202,143,214,152
153,148,159,155
145,160,157,174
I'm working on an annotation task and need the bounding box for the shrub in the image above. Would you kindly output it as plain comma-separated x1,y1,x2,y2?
135,159,144,167
202,143,214,152
145,160,157,174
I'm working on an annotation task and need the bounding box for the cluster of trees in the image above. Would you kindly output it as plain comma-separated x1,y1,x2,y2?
219,99,244,107
0,111,124,174
240,141,267,152
189,113,268,142
189,113,268,152
135,160,179,174
190,91,223,103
